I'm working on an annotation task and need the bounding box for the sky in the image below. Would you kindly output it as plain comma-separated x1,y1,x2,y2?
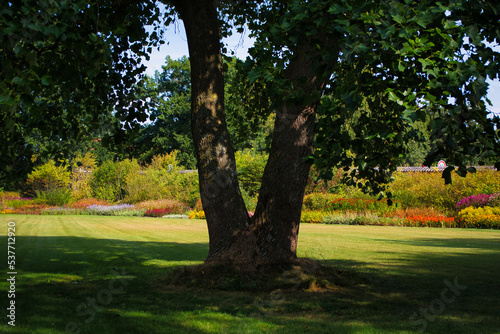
142,22,500,117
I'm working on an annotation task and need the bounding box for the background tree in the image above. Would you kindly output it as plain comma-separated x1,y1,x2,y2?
133,56,197,168
132,56,273,168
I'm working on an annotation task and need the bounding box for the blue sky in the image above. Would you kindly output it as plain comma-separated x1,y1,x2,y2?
143,22,500,117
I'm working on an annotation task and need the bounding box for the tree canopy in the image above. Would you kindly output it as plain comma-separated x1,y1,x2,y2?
0,0,165,188
227,0,500,191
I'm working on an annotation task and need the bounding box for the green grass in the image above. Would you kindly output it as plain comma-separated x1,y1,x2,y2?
1,215,499,333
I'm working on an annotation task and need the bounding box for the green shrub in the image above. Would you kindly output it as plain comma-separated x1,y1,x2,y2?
149,151,181,171
70,152,97,200
172,171,199,206
235,150,267,197
124,153,199,205
124,168,172,203
26,160,71,197
91,159,140,202
303,193,339,211
114,210,145,217
35,188,73,206
322,212,404,226
300,210,330,223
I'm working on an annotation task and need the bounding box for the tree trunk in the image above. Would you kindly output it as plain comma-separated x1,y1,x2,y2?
174,0,250,260
174,1,326,268
237,47,326,266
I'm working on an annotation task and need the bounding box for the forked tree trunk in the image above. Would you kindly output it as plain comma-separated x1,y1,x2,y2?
222,48,326,266
174,0,250,260
174,0,326,268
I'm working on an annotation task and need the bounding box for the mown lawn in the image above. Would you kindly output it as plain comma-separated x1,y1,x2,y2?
1,215,499,333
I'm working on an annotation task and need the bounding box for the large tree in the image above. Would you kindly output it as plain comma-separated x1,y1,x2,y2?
167,0,500,267
3,0,499,268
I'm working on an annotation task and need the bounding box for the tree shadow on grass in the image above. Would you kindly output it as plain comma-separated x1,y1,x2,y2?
0,235,499,333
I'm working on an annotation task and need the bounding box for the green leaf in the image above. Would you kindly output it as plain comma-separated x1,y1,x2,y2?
248,68,261,83
441,166,455,185
387,91,399,103
392,14,405,24
12,77,25,85
41,75,51,86
0,95,16,106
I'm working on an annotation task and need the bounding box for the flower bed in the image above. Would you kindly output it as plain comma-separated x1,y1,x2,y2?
455,194,492,211
326,198,396,214
404,215,456,228
144,208,178,217
86,204,139,216
6,204,49,215
321,212,405,226
457,206,500,229
188,210,206,219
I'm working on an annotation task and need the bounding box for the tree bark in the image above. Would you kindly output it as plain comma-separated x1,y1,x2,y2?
173,0,250,260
